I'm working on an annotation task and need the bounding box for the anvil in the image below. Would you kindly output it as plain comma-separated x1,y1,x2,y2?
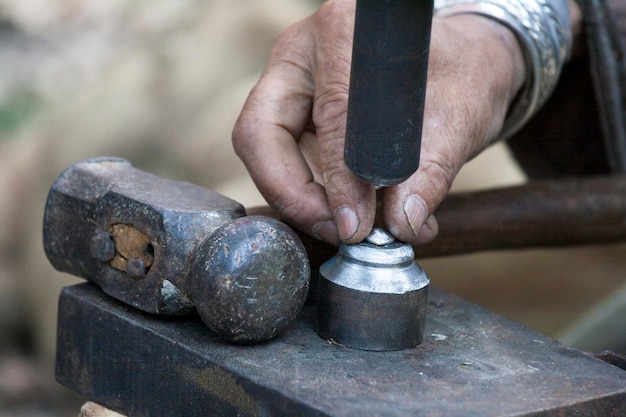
56,282,626,417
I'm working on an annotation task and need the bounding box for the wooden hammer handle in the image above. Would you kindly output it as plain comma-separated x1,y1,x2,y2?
250,175,626,266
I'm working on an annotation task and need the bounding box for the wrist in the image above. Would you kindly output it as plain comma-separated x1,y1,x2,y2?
451,14,527,103
434,0,572,140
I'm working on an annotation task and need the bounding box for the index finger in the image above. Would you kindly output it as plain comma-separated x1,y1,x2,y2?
232,23,339,245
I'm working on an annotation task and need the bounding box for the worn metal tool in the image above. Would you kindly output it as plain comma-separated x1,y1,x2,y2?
43,157,310,344
344,0,433,186
318,0,434,350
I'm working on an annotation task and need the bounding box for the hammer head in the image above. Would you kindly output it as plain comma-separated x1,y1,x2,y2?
189,215,310,344
43,157,310,344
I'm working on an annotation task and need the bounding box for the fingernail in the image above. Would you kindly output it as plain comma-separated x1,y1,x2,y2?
312,220,339,245
414,215,439,245
403,195,428,237
335,205,359,241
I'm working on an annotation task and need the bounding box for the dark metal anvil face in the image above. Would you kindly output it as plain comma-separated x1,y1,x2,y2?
56,283,626,417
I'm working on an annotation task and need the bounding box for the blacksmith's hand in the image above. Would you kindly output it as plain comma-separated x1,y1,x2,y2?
232,0,577,246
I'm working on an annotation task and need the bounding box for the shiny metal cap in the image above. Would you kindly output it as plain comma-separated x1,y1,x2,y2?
326,228,429,294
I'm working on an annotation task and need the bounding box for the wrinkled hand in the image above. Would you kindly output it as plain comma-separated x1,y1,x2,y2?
232,0,525,246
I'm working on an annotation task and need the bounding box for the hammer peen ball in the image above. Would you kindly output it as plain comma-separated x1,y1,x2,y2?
188,216,310,344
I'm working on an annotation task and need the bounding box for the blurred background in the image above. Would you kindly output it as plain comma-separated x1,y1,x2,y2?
0,1,623,416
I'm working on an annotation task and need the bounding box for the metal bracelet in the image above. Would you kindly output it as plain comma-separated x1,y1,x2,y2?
434,0,572,140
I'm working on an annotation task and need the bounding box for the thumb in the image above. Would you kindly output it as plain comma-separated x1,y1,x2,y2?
310,0,376,243
383,147,460,245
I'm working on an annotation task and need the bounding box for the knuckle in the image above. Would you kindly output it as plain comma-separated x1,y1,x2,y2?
268,184,326,228
231,115,254,157
316,0,355,26
272,26,310,68
273,196,301,222
313,84,349,136
420,154,457,195
318,137,350,187
322,164,348,196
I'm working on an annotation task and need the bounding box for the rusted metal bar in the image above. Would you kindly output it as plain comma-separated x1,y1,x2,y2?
418,174,626,257
252,175,626,266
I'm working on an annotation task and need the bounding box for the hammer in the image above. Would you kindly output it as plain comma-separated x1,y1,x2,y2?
43,157,310,344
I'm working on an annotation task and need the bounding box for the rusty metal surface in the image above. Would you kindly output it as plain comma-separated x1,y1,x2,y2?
597,350,626,370
44,157,310,344
418,174,626,257
44,157,246,314
57,283,626,417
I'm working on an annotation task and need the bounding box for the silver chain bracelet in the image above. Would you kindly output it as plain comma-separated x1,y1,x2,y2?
434,0,572,140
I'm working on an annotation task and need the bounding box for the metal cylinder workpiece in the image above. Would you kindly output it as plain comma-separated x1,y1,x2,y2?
316,229,430,351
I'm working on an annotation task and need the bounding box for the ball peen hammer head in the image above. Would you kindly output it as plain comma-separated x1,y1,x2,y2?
188,215,310,343
43,157,310,344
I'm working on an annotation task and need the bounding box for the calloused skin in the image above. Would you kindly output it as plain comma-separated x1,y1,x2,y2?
233,0,583,247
